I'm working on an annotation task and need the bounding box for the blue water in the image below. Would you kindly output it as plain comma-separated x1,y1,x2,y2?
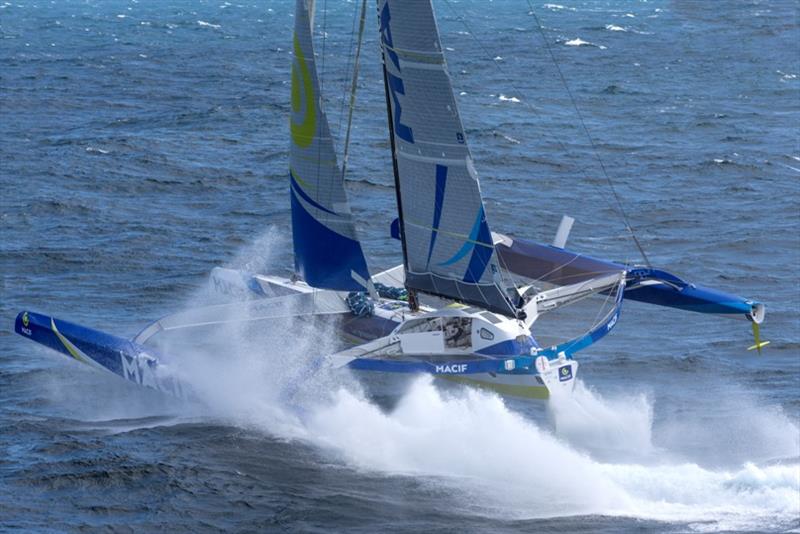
2,0,799,531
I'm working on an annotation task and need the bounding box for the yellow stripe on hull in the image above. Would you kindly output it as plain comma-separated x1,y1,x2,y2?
50,318,91,365
439,375,550,399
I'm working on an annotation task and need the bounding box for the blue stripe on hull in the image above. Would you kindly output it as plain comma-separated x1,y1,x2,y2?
347,355,535,375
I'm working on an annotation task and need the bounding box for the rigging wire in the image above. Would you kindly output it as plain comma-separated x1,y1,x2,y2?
526,1,652,268
314,1,327,186
340,0,369,179
318,0,327,95
439,0,652,268
336,0,363,140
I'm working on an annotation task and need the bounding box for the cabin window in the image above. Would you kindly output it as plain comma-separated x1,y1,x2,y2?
480,312,501,324
443,317,472,349
479,328,494,341
397,317,442,334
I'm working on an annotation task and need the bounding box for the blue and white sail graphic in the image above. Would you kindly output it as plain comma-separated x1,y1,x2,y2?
378,0,517,316
289,0,370,290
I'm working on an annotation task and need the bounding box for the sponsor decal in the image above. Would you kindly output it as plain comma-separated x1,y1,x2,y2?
379,3,414,144
606,312,618,331
212,274,249,298
558,365,573,382
20,312,32,336
435,363,468,374
120,351,184,398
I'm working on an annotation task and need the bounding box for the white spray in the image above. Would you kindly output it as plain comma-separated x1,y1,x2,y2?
79,229,800,531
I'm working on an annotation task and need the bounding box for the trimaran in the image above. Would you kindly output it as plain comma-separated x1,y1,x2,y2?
15,0,768,401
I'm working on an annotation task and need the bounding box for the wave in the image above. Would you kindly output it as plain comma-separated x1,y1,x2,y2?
498,94,521,103
542,3,576,12
563,38,607,50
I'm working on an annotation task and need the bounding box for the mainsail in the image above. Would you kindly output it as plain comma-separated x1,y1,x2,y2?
377,0,517,317
289,0,371,290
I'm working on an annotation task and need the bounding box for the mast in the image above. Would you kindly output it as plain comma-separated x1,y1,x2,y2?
378,9,418,311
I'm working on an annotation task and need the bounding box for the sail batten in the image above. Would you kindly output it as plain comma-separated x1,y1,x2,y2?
289,0,370,291
378,0,517,317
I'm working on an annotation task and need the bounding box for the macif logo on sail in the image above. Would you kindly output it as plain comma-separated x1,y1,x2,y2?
379,2,414,144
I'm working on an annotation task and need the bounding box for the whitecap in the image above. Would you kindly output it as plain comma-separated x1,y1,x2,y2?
605,24,627,32
493,130,521,144
86,147,110,155
564,38,607,49
197,20,221,29
498,94,521,103
778,162,800,173
543,3,575,11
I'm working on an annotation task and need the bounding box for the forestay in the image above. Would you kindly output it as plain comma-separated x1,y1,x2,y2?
377,0,517,317
289,0,370,290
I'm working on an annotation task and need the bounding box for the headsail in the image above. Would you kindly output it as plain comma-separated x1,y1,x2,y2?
377,0,517,317
289,0,370,291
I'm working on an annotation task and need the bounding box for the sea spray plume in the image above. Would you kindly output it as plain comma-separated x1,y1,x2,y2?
169,228,370,431
201,227,288,305
226,227,287,279
303,378,799,529
133,229,799,528
653,381,800,468
306,376,632,516
547,379,654,461
153,287,356,437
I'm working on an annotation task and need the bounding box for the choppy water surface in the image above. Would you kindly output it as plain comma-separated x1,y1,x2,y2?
1,1,799,532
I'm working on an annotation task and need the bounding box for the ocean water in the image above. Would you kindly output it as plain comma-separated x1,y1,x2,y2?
1,0,799,532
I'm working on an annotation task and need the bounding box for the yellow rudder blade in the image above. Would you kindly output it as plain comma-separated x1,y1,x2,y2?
747,322,770,354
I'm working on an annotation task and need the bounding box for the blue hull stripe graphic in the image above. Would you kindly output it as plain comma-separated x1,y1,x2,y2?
347,354,535,375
